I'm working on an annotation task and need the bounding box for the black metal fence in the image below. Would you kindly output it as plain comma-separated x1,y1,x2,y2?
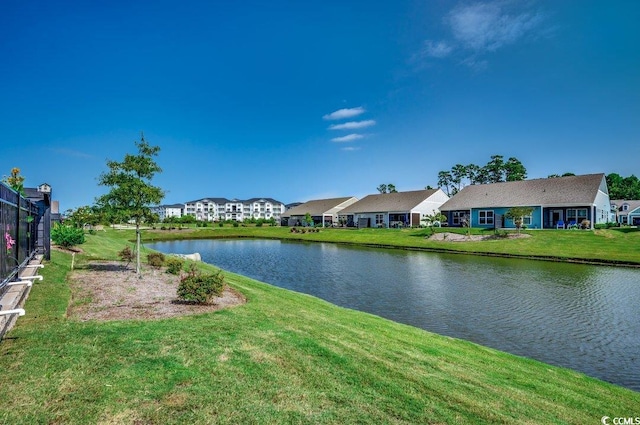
0,182,40,289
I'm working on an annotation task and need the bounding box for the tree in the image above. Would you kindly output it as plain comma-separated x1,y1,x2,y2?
377,183,397,194
421,211,447,228
437,171,453,196
473,166,490,185
303,212,313,227
504,157,527,181
96,134,164,276
65,205,102,228
504,207,534,234
548,173,575,179
465,163,482,185
484,155,505,183
451,164,467,194
606,173,640,199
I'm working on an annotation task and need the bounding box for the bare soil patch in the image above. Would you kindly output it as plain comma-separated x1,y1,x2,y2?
429,232,531,242
67,261,246,321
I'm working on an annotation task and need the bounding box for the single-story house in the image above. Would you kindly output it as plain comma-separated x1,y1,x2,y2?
611,199,640,226
338,189,449,228
439,173,611,229
281,196,359,227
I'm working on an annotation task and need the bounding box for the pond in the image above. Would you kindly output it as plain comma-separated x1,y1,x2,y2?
148,239,640,391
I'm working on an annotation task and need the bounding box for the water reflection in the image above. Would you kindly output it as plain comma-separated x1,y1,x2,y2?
149,239,640,391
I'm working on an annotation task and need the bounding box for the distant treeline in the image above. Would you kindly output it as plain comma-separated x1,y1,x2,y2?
434,154,639,200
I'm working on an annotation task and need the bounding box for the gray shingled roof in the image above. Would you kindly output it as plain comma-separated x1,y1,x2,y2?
282,197,356,217
339,189,439,214
184,197,230,204
611,199,640,215
185,197,284,205
440,173,606,211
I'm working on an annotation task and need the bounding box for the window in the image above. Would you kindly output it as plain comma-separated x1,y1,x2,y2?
375,214,384,226
452,212,461,225
567,208,587,223
479,210,494,225
623,204,629,211
523,214,532,226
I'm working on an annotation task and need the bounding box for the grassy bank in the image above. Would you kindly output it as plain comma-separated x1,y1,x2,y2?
138,225,640,266
1,228,639,424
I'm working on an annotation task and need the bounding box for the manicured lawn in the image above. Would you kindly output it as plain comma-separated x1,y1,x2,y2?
1,227,639,424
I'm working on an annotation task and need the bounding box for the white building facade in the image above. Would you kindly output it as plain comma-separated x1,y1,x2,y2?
184,197,285,222
151,204,184,221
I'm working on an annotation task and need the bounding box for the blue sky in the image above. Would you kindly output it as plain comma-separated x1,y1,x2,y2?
1,1,638,211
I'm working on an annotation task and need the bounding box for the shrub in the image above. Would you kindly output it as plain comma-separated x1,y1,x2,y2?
165,257,185,275
177,266,225,304
118,246,134,265
51,224,85,248
147,252,165,269
233,221,239,228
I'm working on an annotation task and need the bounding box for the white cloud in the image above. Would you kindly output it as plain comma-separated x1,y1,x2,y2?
50,147,94,159
447,2,544,52
419,40,454,59
414,1,545,69
323,107,365,120
329,120,376,130
341,146,361,151
331,133,364,143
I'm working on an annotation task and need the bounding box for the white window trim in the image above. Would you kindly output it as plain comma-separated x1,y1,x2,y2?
479,210,494,225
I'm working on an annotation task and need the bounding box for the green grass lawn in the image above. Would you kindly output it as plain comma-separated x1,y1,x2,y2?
1,227,639,424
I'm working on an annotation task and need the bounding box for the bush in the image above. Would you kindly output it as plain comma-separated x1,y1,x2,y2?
233,221,239,228
118,246,134,265
177,266,225,304
51,224,85,248
147,252,165,269
165,257,185,275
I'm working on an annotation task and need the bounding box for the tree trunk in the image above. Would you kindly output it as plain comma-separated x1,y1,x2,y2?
136,224,141,276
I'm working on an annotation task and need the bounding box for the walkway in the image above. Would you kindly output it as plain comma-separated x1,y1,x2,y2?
0,255,44,340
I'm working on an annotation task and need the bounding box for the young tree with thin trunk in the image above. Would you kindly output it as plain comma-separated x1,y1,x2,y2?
504,207,534,234
96,134,164,276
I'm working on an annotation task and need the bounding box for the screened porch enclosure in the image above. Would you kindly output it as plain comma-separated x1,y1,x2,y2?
543,207,592,229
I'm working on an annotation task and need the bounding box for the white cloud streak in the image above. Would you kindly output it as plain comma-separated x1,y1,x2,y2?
416,1,545,66
331,133,364,143
419,40,454,59
323,107,365,120
341,146,361,151
329,120,376,130
447,2,544,52
50,147,94,159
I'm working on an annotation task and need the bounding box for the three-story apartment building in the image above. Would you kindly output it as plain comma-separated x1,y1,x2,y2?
183,197,285,222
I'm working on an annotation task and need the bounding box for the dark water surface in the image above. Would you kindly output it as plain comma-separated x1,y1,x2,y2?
148,239,640,391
